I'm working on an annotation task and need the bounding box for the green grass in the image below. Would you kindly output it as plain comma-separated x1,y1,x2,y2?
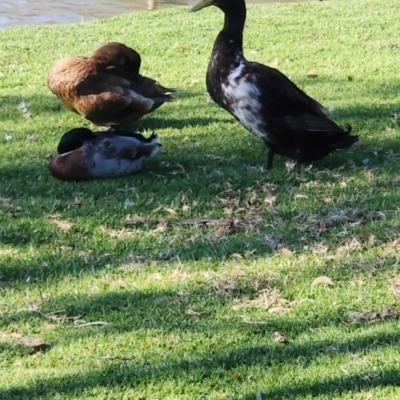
1,0,400,398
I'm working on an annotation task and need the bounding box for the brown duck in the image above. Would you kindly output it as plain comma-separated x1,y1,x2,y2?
47,42,176,128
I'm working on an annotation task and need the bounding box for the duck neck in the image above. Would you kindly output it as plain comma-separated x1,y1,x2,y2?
219,4,246,49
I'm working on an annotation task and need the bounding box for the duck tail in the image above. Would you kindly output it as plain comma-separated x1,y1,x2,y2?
331,124,359,149
139,134,161,157
152,95,175,104
149,130,162,146
154,87,178,102
156,83,178,96
162,87,178,96
343,124,352,133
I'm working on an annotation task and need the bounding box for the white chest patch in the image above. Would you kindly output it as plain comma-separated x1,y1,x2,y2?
221,63,267,141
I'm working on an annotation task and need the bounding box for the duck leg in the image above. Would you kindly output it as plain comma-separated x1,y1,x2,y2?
265,148,275,170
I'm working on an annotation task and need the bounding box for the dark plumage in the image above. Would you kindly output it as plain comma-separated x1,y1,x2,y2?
48,127,160,181
47,42,176,128
190,0,359,169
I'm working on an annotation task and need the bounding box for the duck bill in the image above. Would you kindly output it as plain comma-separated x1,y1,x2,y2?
190,0,212,12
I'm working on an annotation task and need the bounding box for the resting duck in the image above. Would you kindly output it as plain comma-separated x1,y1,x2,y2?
48,127,160,181
190,0,359,169
47,42,176,128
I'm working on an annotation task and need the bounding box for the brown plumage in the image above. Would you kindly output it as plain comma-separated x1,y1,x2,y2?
49,147,92,181
47,42,176,127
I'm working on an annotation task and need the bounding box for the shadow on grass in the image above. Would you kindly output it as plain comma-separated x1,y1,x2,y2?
0,94,64,117
0,341,30,360
0,91,234,132
1,319,399,399
135,113,236,132
0,281,329,334
1,151,400,285
0,227,277,281
2,151,400,398
240,368,400,400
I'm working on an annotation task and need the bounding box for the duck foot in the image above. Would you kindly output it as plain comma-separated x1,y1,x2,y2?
265,149,275,170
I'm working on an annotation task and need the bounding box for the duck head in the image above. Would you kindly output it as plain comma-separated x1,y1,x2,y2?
57,127,95,154
90,42,142,75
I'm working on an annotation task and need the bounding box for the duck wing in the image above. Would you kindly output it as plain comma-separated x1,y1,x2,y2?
92,134,159,160
245,62,352,144
136,75,177,98
75,74,155,125
93,129,157,143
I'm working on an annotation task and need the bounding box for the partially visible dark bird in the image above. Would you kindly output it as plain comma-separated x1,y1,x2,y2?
47,42,176,128
190,0,359,170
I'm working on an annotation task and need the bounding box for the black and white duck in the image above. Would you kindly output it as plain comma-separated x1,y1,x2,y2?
190,0,359,170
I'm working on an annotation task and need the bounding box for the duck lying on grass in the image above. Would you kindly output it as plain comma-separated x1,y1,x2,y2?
190,0,359,170
47,42,176,128
48,127,160,181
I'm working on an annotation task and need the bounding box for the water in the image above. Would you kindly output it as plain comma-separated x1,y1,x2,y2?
0,0,305,29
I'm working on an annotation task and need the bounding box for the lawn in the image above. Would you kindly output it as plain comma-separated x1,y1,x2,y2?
1,0,400,398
